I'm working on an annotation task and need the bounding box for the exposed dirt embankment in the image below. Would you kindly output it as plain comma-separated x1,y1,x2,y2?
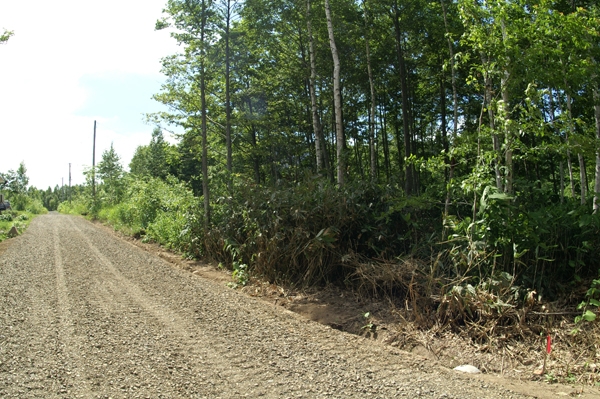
1,213,597,398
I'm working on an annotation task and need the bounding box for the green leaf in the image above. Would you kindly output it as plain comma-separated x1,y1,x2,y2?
488,193,513,200
582,310,597,322
589,299,600,307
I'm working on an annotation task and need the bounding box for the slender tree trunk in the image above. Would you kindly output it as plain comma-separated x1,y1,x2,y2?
363,0,377,181
441,0,457,219
306,0,329,175
324,0,345,186
247,97,261,184
500,20,513,196
380,102,391,181
440,75,448,155
200,0,210,225
224,0,233,192
548,89,564,203
560,161,565,204
392,1,413,195
594,86,600,213
565,91,577,199
502,73,513,195
440,0,458,141
481,53,503,192
579,154,587,205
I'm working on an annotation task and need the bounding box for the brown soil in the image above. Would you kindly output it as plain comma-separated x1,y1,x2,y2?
85,219,600,398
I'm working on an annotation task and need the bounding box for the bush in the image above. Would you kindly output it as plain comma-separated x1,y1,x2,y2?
58,197,89,215
98,176,197,252
196,178,439,287
25,198,47,215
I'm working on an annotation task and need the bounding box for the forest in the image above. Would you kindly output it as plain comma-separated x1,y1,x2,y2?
48,0,600,333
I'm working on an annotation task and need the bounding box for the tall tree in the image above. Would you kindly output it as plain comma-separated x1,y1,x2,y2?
148,127,169,179
156,0,214,224
97,144,124,204
324,0,345,186
594,86,600,212
306,0,329,176
391,0,414,195
4,162,29,195
363,0,377,180
217,0,238,190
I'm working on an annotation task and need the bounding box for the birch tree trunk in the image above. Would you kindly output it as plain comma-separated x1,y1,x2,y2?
306,0,329,176
392,1,414,195
441,0,457,217
324,0,345,186
482,55,503,193
363,0,377,180
224,0,233,191
593,86,600,213
565,90,577,199
500,20,513,195
579,154,587,205
200,0,211,225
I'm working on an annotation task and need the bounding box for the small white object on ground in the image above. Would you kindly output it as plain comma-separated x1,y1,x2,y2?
453,365,481,374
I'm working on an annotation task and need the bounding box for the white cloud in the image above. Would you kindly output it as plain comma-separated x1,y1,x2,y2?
0,0,179,189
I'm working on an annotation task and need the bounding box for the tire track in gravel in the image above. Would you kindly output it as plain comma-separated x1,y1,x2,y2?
52,222,92,397
65,216,249,396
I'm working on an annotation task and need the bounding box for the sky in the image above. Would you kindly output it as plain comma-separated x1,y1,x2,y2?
0,0,181,190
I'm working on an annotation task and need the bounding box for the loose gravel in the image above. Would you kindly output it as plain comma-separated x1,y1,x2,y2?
0,213,530,398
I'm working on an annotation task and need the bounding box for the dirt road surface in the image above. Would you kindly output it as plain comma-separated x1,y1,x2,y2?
0,214,592,398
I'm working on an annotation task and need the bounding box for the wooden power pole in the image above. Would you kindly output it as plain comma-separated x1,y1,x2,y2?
92,120,96,198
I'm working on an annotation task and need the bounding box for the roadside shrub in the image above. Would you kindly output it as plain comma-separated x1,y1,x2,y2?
108,176,196,252
25,198,47,215
4,194,47,215
58,197,90,215
200,178,440,287
8,193,29,211
445,190,600,299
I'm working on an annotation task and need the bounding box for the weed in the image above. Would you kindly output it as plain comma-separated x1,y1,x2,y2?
544,373,557,383
575,271,600,325
361,312,376,332
224,239,249,288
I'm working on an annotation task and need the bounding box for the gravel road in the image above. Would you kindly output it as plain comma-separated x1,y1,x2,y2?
0,213,530,398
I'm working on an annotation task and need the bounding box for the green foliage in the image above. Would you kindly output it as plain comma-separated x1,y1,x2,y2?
575,272,600,324
58,197,91,215
3,162,29,195
97,143,125,205
130,128,175,179
92,176,197,253
0,210,38,243
198,178,435,286
224,238,250,288
1,163,48,216
0,29,13,44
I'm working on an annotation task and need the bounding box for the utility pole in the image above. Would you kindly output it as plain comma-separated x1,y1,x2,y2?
68,163,71,201
92,120,96,198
